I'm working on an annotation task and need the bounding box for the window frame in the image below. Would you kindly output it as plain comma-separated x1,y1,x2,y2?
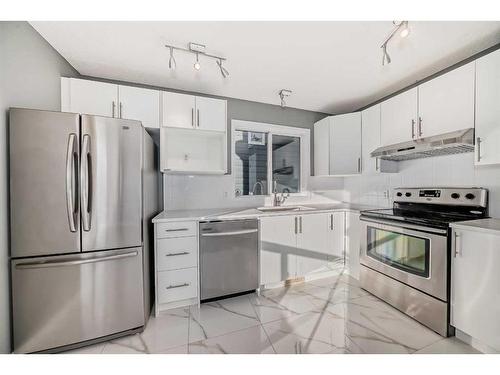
231,119,310,198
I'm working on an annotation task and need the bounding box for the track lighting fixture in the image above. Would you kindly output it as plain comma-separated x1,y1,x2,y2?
279,89,292,108
165,42,229,78
380,21,410,66
168,46,176,70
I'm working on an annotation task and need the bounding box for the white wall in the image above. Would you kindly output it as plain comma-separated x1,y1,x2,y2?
344,152,500,217
0,21,78,353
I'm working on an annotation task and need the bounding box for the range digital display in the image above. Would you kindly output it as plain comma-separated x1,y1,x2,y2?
419,189,441,198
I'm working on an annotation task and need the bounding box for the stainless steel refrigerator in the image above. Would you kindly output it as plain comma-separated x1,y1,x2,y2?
9,108,159,353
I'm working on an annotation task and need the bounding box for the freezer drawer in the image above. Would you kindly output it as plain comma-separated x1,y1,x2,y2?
11,247,145,353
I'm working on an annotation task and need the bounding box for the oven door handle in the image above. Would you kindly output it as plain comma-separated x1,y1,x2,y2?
360,216,448,235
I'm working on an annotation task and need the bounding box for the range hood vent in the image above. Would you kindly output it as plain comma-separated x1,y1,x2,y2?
371,128,475,162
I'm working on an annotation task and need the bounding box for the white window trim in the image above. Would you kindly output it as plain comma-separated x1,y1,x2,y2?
231,119,310,198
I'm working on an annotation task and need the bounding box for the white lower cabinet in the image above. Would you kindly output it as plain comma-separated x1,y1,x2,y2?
345,212,361,280
154,220,199,315
451,224,500,351
260,212,345,286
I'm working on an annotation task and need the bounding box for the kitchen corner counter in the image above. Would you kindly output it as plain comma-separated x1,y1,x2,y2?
451,218,500,236
152,202,380,223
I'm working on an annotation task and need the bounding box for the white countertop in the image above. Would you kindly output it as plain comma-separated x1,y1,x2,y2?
451,218,500,236
152,202,380,223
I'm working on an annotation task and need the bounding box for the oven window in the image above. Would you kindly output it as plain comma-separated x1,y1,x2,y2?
367,227,430,278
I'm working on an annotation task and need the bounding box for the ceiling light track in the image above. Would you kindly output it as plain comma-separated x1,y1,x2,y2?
165,42,229,77
380,21,410,66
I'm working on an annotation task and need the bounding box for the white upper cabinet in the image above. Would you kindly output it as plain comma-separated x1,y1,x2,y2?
62,78,118,118
361,105,397,174
195,96,227,132
313,117,331,176
118,86,160,128
162,92,227,132
380,87,418,146
418,62,475,138
162,92,196,129
475,49,500,166
329,112,362,175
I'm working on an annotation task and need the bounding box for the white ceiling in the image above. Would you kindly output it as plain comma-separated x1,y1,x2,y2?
31,21,500,114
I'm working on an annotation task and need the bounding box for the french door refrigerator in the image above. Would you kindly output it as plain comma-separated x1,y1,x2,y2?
9,108,158,353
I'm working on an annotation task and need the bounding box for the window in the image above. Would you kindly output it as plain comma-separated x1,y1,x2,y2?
231,120,310,197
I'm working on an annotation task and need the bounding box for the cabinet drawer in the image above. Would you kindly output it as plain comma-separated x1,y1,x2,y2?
156,221,197,238
157,237,198,271
157,268,198,304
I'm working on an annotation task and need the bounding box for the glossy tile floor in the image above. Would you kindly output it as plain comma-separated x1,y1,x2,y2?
65,273,480,354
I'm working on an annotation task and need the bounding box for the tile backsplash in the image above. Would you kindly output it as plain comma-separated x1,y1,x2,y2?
163,152,500,218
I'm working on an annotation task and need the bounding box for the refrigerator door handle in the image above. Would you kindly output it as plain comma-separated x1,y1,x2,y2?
66,133,78,232
15,250,138,270
81,134,92,231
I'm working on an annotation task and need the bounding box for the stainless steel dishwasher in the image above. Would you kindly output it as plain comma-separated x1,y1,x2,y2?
199,219,259,301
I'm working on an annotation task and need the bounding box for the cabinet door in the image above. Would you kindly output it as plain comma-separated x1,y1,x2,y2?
345,212,361,280
260,215,297,285
361,105,398,174
329,112,361,175
68,78,118,117
118,86,160,128
380,88,417,146
451,229,500,350
195,96,227,132
475,49,500,166
313,117,331,176
162,92,196,128
296,213,330,276
325,212,345,262
418,62,475,138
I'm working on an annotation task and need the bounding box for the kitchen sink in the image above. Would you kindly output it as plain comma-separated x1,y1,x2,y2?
257,205,315,212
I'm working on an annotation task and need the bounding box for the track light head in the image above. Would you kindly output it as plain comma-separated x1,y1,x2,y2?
217,59,229,78
194,53,201,70
168,47,176,70
400,21,410,38
382,44,391,66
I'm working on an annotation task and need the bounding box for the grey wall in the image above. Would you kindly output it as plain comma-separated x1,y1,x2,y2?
0,21,79,353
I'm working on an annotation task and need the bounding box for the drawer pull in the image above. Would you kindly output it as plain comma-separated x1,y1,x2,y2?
166,251,189,257
165,228,189,232
166,282,190,289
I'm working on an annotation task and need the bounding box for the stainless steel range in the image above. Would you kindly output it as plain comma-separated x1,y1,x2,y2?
359,187,488,337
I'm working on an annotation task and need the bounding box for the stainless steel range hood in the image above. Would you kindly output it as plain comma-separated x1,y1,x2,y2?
371,128,475,161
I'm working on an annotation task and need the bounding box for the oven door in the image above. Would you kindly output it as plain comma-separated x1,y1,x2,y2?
360,217,448,301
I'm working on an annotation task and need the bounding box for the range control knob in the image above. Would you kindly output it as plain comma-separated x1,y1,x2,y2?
451,193,460,199
396,192,403,197
405,192,412,197
465,193,476,200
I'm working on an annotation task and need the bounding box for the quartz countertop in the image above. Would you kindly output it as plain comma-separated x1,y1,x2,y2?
451,218,500,236
152,202,381,223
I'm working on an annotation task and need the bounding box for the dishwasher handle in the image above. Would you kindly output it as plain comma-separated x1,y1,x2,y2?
200,229,258,237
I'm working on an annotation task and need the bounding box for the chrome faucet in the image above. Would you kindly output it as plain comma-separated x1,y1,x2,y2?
273,181,289,206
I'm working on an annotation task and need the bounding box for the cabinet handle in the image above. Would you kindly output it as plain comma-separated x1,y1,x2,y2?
112,101,116,118
330,214,334,230
375,158,379,172
197,109,200,128
299,216,303,234
119,102,123,119
411,119,415,139
165,228,189,232
166,283,190,289
191,108,195,127
477,137,482,162
294,217,298,234
418,117,423,137
166,251,189,257
357,158,361,173
453,231,461,257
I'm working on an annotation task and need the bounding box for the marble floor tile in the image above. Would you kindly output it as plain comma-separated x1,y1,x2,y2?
248,293,301,324
140,307,189,352
342,296,443,354
189,325,275,354
262,311,348,354
414,337,481,354
259,286,318,315
189,295,260,342
62,343,106,354
157,345,189,354
101,333,148,354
